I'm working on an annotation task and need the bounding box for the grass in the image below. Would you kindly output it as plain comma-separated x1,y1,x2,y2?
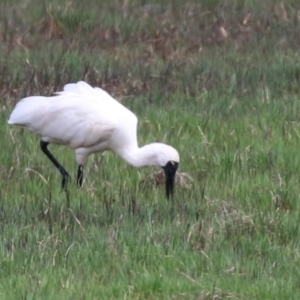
1,0,300,298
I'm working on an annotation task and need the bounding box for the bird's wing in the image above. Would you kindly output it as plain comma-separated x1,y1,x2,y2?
8,81,138,150
8,94,117,149
46,98,118,149
62,83,81,94
61,82,127,108
60,81,139,145
8,96,48,127
8,82,137,149
62,81,94,95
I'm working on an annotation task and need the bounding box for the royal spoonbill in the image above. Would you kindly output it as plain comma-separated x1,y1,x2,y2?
8,81,179,198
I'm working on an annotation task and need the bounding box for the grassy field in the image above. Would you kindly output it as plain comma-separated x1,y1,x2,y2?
1,0,300,299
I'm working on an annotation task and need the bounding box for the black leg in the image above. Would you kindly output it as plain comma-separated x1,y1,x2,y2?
77,165,84,187
40,140,71,188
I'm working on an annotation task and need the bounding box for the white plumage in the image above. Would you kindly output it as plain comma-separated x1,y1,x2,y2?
8,81,179,198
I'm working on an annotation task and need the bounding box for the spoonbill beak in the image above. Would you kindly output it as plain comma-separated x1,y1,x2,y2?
163,161,179,199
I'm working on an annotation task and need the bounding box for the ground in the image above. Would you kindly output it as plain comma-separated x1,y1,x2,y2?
1,0,300,299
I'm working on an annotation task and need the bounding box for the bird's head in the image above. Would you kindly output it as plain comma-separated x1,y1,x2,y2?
144,143,179,199
162,159,179,200
128,143,179,199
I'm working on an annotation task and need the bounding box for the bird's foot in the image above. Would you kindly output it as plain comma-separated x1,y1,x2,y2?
61,172,71,190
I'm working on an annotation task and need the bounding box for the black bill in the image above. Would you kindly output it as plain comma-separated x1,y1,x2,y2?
163,161,179,199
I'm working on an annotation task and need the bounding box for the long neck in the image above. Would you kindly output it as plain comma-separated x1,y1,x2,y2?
114,144,158,168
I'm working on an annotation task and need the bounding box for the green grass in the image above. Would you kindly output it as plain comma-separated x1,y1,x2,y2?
1,0,300,298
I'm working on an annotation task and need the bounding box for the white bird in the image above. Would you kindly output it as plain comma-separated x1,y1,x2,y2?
8,81,180,198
